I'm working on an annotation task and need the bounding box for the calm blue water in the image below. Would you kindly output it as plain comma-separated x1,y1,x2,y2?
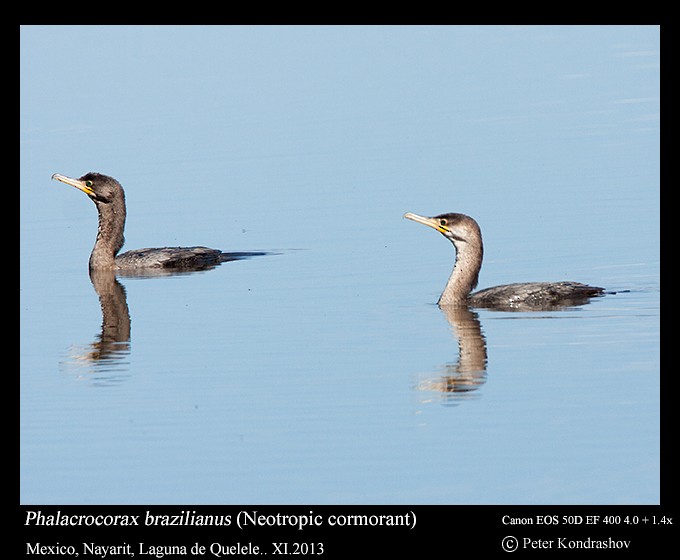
20,25,659,505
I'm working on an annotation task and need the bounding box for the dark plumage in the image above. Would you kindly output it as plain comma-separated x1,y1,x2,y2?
404,211,605,310
53,172,260,272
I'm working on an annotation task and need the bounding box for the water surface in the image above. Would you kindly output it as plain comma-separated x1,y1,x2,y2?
20,25,659,504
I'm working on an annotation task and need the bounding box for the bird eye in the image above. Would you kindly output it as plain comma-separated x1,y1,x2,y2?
85,180,94,187
439,219,447,227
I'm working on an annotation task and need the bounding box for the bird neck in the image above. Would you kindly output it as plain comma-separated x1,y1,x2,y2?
90,201,126,269
438,237,483,306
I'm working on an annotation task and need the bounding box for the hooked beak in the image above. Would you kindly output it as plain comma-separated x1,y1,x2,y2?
52,173,96,197
404,212,449,234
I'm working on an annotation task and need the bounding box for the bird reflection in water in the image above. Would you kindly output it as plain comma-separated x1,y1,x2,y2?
405,210,607,403
60,269,132,386
415,305,488,405
54,171,269,384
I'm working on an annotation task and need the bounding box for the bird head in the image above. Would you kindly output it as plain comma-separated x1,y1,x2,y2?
52,172,124,205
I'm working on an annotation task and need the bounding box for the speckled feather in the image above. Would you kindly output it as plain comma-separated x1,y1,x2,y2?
405,211,605,311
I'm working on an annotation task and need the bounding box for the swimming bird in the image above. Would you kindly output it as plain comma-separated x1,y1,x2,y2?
404,212,604,310
53,172,263,272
